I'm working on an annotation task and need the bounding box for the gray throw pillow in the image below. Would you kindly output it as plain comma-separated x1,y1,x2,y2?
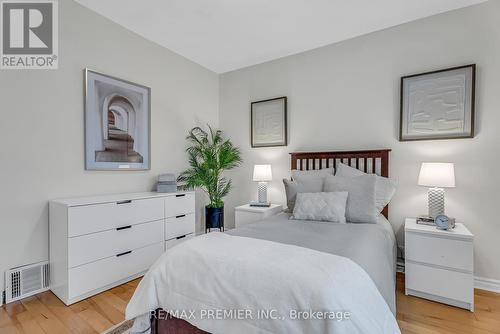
291,167,334,181
291,192,348,223
323,174,378,223
283,178,323,212
336,163,396,213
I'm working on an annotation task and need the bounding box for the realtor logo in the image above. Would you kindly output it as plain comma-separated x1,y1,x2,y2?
1,0,58,69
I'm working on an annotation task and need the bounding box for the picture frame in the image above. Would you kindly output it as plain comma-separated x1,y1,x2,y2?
84,69,151,170
399,64,476,141
251,96,287,148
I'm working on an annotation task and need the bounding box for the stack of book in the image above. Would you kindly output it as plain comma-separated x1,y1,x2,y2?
416,216,435,226
157,173,177,193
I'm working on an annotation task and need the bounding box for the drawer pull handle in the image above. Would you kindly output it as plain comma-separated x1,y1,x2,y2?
176,214,186,218
116,251,132,257
175,194,185,198
117,200,132,205
116,225,132,231
176,235,187,240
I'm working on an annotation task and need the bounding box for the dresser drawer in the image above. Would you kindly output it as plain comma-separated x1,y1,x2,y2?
68,242,163,300
68,198,164,237
406,232,473,272
165,213,195,240
406,262,473,304
166,233,194,249
165,193,195,218
68,220,164,268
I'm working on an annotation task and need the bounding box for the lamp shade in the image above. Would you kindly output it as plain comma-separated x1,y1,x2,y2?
418,162,455,188
253,164,272,182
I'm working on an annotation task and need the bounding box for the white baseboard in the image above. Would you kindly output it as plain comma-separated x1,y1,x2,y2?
475,276,500,293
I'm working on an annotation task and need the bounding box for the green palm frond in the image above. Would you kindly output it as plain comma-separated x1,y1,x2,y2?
208,125,223,147
219,140,242,170
177,125,242,208
217,178,232,199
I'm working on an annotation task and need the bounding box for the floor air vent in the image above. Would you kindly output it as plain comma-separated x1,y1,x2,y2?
5,261,49,303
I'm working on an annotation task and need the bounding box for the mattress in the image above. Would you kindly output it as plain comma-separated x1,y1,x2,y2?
226,212,397,314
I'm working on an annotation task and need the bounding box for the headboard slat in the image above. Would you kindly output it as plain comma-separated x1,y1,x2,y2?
290,149,391,218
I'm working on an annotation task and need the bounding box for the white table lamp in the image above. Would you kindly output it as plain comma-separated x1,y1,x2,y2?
418,162,455,218
253,164,272,205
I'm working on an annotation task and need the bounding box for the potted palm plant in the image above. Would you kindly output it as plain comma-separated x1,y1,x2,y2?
178,126,242,232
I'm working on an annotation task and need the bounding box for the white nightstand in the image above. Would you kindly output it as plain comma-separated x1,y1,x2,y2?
405,218,474,311
235,204,283,228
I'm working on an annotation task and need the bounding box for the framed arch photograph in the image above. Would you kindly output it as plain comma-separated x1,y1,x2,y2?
84,69,151,170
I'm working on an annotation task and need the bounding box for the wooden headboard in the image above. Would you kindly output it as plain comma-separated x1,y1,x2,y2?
290,149,391,218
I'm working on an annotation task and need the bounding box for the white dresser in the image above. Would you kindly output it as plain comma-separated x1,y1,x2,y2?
49,191,195,305
405,218,474,311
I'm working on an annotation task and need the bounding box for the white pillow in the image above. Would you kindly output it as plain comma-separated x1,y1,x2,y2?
291,192,348,223
283,178,323,212
324,174,378,224
291,167,334,181
336,163,396,213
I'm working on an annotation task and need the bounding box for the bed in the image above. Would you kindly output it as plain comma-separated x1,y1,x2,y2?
126,149,399,334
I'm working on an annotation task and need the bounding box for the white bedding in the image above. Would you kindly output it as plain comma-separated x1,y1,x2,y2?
126,232,400,334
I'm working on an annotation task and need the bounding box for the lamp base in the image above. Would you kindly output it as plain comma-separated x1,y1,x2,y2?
428,187,445,219
257,182,268,204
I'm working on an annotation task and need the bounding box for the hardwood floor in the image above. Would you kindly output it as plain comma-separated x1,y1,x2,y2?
396,274,500,334
1,273,499,333
0,279,139,334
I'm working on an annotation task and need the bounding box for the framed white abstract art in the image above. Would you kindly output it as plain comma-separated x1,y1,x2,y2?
251,96,287,147
400,64,475,141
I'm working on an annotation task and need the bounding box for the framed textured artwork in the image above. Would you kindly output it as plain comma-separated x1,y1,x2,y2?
400,64,475,141
85,69,151,170
251,96,287,147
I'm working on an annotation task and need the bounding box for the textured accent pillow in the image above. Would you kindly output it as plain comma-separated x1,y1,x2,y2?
324,174,378,223
291,192,348,223
291,167,334,181
283,178,323,212
336,163,396,213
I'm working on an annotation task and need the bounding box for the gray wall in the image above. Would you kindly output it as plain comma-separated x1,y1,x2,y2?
0,0,219,291
219,1,500,282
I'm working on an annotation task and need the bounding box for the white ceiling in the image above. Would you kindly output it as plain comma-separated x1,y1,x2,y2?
75,0,486,73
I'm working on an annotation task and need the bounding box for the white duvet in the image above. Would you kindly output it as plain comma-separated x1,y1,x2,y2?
126,232,400,334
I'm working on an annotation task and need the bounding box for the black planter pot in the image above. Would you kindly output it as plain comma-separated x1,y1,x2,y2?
205,206,224,233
